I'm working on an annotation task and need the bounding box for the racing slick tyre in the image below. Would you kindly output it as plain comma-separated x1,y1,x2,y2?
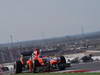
58,56,66,70
33,60,37,73
15,60,23,73
33,60,41,73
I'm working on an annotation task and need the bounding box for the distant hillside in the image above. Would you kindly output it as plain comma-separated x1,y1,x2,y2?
0,31,100,48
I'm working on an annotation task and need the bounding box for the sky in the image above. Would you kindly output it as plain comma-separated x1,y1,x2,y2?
0,0,100,43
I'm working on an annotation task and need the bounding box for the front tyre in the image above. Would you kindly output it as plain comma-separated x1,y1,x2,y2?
15,60,23,73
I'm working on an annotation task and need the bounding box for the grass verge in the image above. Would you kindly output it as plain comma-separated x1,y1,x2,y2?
13,72,100,75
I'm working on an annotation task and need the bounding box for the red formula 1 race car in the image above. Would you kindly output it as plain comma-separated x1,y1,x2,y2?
15,48,68,73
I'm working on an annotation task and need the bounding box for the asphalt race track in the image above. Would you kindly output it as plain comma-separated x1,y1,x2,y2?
13,61,100,73
67,61,100,71
55,61,100,73
1,61,100,75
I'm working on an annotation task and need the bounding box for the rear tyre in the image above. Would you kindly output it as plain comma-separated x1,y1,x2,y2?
58,56,66,70
33,60,36,73
33,60,41,73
